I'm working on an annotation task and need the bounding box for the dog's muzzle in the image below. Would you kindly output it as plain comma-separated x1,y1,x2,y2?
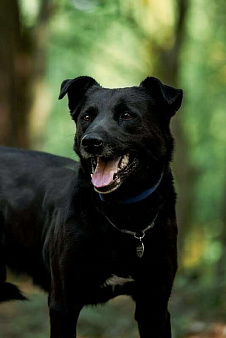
80,134,139,194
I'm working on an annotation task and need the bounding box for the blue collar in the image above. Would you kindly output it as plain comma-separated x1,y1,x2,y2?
99,173,163,205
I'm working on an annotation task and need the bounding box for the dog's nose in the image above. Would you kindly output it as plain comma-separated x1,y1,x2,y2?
81,135,103,154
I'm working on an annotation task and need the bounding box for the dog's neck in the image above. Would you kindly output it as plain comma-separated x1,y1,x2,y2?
98,173,163,205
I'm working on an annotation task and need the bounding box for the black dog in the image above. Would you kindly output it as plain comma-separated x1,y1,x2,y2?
0,76,183,337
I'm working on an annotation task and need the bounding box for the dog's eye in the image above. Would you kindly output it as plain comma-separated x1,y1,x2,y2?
120,112,133,120
82,114,91,122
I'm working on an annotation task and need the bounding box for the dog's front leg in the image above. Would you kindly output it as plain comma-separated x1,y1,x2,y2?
49,293,83,338
134,284,172,338
48,254,83,337
134,260,175,338
135,294,171,338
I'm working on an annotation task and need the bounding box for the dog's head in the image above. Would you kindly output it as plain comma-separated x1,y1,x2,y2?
59,76,182,195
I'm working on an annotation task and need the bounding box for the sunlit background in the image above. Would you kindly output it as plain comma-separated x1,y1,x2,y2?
0,0,226,337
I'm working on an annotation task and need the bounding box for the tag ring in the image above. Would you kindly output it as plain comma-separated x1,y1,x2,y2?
134,233,145,240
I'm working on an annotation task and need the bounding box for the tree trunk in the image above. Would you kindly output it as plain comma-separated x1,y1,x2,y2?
0,0,53,149
157,0,193,259
0,0,31,148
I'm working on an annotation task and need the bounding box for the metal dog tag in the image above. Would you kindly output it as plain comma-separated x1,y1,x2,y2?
136,238,144,258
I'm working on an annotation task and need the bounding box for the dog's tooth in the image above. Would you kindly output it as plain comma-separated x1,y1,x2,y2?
124,154,129,163
120,154,129,169
116,177,121,184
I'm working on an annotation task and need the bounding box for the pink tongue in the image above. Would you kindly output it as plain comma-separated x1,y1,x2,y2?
91,157,121,188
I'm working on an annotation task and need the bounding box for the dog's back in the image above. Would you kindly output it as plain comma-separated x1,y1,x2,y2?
0,147,77,299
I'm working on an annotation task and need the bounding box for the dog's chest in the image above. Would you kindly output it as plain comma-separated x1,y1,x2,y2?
89,238,135,293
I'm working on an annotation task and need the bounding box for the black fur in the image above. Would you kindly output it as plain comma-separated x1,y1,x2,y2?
0,76,183,337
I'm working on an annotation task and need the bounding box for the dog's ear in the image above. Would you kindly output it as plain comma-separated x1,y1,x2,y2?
140,77,183,117
58,76,99,118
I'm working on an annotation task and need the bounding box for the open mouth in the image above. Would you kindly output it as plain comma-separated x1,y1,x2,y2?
90,154,139,194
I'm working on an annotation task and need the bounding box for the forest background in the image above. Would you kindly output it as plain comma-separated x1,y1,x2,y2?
0,0,225,337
